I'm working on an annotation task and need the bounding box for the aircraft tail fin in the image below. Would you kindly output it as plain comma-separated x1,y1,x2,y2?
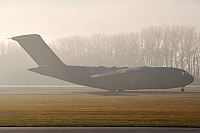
12,34,64,66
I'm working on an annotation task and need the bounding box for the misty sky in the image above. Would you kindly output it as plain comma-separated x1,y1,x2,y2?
0,0,200,42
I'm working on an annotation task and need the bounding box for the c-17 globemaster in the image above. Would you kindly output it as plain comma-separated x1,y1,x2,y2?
11,34,194,92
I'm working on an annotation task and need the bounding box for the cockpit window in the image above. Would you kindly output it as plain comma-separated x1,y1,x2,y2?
182,72,189,75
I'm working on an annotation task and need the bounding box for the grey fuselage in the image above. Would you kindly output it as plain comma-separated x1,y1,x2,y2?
29,65,194,92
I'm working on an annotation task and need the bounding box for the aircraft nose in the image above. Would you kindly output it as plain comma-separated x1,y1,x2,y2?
189,74,194,84
185,74,194,85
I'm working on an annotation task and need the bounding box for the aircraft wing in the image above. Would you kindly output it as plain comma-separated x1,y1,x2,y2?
90,67,143,78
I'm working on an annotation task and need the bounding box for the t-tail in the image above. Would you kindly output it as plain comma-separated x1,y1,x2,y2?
12,34,65,67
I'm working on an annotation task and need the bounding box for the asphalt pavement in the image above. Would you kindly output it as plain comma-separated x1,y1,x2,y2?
0,127,199,133
0,87,199,94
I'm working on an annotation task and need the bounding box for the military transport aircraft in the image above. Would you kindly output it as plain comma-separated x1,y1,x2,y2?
11,34,194,92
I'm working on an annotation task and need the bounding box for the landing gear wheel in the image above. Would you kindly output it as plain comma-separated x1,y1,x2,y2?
181,87,184,92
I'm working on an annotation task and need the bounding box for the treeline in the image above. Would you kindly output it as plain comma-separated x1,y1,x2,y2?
0,25,200,84
51,26,200,84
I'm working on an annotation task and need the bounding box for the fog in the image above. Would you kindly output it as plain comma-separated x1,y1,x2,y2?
0,1,200,86
0,0,200,41
0,25,199,86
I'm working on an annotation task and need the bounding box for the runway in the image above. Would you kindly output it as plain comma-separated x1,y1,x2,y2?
0,88,71,95
0,86,199,94
0,127,199,133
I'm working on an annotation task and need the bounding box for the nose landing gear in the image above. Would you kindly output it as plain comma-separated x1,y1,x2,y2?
181,87,184,92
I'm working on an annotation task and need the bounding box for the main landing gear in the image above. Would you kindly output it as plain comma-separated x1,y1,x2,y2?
181,87,184,92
